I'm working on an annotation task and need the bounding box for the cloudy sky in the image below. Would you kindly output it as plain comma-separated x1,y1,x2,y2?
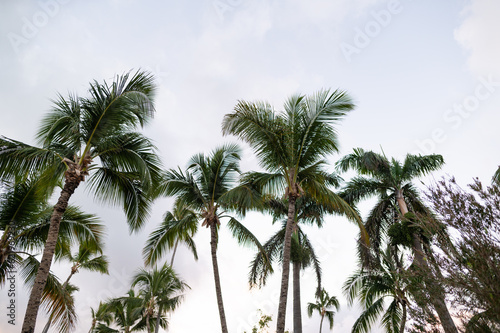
1,0,500,332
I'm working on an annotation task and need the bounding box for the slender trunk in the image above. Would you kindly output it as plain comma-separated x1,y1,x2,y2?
293,260,302,333
395,191,457,333
170,240,179,267
155,304,163,333
146,312,151,333
319,315,324,333
276,195,297,333
22,171,82,333
89,318,96,333
41,269,77,333
399,301,407,333
210,223,228,333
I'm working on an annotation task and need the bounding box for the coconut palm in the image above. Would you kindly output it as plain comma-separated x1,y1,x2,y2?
250,194,346,333
222,89,362,333
250,221,321,333
143,199,198,267
105,289,145,333
307,288,340,333
88,302,114,333
0,70,162,332
336,148,457,333
41,242,109,333
344,247,410,333
131,263,188,333
157,144,266,333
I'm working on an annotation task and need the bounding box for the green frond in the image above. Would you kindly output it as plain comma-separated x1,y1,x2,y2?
222,100,288,172
339,176,387,206
93,131,163,194
325,310,336,329
296,89,355,168
351,297,385,333
307,302,320,317
88,168,151,232
41,282,79,333
79,255,109,274
80,70,156,150
401,154,444,182
0,137,64,182
336,148,390,178
36,92,83,151
240,171,286,197
143,201,198,266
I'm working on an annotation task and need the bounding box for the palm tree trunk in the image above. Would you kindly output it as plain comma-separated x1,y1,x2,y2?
146,313,151,333
395,192,457,333
155,304,163,333
170,240,179,266
210,223,228,333
293,260,302,333
319,315,324,333
399,301,407,333
22,170,82,333
276,195,297,333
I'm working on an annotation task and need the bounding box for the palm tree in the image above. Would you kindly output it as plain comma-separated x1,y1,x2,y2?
88,302,114,333
307,288,340,333
250,220,321,333
131,263,188,333
222,89,362,333
250,195,343,333
157,144,266,333
0,70,162,332
42,242,109,333
343,247,409,333
336,148,457,333
104,289,146,333
143,199,198,267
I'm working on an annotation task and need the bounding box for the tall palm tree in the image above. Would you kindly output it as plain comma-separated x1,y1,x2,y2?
249,194,344,333
42,242,109,333
336,148,457,333
157,144,266,333
307,288,340,333
131,263,188,333
222,89,362,333
343,247,409,333
143,199,198,267
0,70,162,333
249,220,321,333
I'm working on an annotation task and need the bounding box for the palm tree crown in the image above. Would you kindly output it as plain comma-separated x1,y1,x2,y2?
222,89,360,333
157,143,265,333
143,199,198,267
307,288,340,333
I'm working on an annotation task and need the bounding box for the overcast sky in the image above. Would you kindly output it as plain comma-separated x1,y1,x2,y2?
1,0,500,332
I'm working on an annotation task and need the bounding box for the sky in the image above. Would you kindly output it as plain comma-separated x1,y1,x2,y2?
1,0,500,332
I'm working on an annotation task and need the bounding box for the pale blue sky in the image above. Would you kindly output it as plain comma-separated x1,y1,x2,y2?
1,1,499,332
